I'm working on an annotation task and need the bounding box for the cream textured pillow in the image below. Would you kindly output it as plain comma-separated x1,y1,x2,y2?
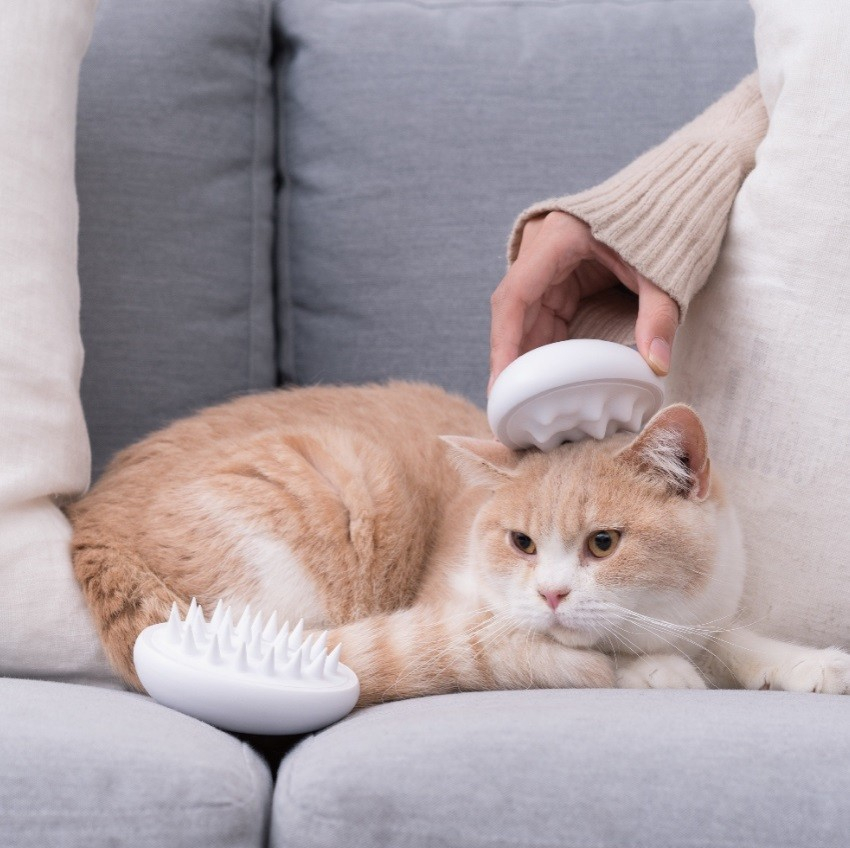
669,1,850,649
0,0,116,684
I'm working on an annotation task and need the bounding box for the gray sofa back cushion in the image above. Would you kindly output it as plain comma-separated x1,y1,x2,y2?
77,0,277,478
275,0,756,408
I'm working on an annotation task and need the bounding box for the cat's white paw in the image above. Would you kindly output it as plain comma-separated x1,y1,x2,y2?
616,654,707,690
761,647,850,694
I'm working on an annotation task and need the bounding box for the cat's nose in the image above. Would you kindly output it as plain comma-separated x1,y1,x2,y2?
539,589,570,610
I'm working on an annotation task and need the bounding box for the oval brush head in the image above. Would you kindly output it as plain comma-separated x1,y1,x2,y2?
488,339,665,451
134,599,360,735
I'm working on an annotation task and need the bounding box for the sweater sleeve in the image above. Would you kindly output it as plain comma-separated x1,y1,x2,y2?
507,72,768,319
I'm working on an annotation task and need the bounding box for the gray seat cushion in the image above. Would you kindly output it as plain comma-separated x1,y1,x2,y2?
0,678,271,847
274,0,756,408
77,0,277,478
272,689,850,848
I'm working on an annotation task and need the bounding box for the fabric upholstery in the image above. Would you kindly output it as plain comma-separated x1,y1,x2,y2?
0,678,272,848
668,0,850,649
76,0,278,479
0,0,115,685
274,0,756,409
273,688,850,848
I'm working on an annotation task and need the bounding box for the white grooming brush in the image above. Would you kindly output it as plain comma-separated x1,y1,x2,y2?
488,339,665,451
133,599,360,735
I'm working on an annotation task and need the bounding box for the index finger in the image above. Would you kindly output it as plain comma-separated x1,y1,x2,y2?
489,230,589,392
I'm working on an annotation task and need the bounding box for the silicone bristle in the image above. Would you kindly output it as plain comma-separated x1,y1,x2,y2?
262,611,278,641
283,647,303,680
248,627,264,660
218,609,234,652
261,646,276,676
191,614,207,645
626,409,643,433
326,644,342,676
630,400,650,432
209,600,225,630
584,393,606,425
273,622,290,660
312,631,328,660
584,416,609,441
251,610,264,639
206,634,223,666
236,605,252,642
301,634,314,660
234,642,249,673
609,393,636,425
167,603,182,644
151,601,349,685
181,625,199,656
306,650,327,679
289,619,304,648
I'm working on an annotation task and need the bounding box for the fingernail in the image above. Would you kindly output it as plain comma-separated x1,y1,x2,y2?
647,337,671,376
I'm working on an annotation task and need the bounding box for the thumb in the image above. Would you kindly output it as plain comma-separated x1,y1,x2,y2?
634,279,680,376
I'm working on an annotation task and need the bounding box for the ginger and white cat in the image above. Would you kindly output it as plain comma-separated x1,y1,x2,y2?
69,382,850,706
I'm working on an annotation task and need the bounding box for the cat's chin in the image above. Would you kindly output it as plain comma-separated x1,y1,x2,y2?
547,622,600,649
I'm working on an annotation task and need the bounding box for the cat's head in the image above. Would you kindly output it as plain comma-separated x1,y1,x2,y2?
443,404,727,650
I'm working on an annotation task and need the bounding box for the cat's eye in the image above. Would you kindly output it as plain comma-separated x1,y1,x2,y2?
510,531,537,556
587,529,621,558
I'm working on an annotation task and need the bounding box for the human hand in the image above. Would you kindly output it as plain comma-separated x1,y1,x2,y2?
489,211,680,392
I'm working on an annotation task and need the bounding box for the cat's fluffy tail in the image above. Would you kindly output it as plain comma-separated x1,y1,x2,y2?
324,604,615,707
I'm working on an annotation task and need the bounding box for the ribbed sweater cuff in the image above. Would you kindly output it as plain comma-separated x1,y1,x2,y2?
507,72,767,318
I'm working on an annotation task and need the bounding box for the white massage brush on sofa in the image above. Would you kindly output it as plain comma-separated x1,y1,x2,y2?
488,339,665,451
133,599,360,735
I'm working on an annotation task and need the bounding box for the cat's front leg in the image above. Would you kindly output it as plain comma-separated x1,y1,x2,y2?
710,628,850,694
486,627,616,693
615,654,707,689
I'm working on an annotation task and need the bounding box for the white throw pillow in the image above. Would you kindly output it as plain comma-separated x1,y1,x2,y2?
0,1,116,684
669,1,850,649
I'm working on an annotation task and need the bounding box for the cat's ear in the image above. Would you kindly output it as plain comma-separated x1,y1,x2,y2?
616,404,711,501
440,436,519,489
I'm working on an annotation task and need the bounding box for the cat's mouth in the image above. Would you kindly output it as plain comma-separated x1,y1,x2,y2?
511,599,609,647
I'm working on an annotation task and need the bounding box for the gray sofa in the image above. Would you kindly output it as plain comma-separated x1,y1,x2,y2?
4,1,849,846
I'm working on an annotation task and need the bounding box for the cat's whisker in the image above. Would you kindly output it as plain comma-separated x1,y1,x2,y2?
607,612,734,685
464,610,506,635
617,601,771,639
578,616,620,653
607,617,708,675
604,602,774,663
437,605,495,623
586,620,620,660
597,620,651,661
472,617,517,651
596,601,733,636
661,601,757,633
709,611,772,635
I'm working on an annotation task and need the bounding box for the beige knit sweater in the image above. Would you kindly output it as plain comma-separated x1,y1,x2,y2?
508,72,769,321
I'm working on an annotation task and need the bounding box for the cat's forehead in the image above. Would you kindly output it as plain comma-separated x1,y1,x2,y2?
519,433,631,478
513,434,648,517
